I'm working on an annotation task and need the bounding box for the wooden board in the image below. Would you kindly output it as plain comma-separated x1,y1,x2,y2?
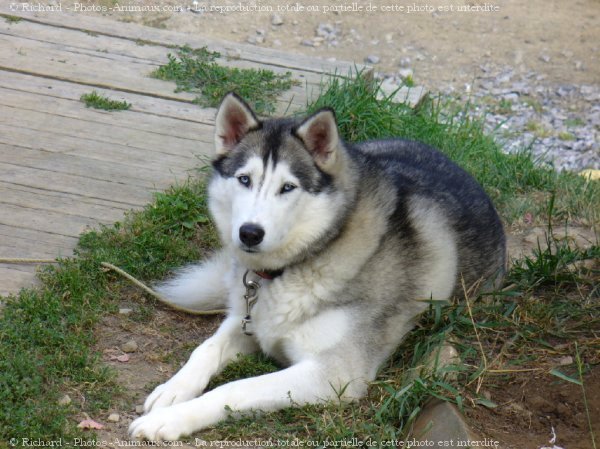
0,70,219,124
0,14,349,114
0,8,366,298
0,8,358,75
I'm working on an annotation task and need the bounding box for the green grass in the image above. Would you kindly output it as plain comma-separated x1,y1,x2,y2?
565,117,585,128
4,15,22,24
207,354,280,392
152,45,296,115
78,180,218,279
1,72,598,446
0,261,115,441
80,91,131,111
306,73,599,223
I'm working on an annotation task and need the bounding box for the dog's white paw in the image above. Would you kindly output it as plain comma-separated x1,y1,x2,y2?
129,406,190,442
144,376,204,412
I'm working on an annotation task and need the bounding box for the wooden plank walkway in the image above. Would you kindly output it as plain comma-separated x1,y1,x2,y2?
0,7,362,297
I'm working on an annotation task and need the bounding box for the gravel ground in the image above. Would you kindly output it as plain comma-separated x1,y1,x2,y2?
473,70,599,172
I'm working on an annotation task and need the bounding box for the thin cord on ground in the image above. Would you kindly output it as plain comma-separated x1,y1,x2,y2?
0,258,226,316
100,262,226,316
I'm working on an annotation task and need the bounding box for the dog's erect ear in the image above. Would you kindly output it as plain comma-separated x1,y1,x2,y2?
214,93,260,156
294,108,340,171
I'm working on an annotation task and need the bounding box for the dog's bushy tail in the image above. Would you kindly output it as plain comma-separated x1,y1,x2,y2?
153,252,229,313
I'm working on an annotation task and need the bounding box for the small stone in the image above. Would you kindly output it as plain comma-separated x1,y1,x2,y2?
398,68,414,79
502,93,519,102
119,308,132,315
413,401,472,444
107,413,120,422
271,13,283,26
121,339,138,353
378,79,428,108
510,82,530,95
430,344,461,381
301,39,315,47
135,405,144,414
539,53,551,63
316,22,335,37
365,55,380,64
405,343,461,383
58,394,72,406
581,85,600,102
558,355,574,366
496,69,513,84
399,57,411,67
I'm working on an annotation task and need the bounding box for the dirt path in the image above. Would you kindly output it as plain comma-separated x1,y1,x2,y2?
68,0,600,91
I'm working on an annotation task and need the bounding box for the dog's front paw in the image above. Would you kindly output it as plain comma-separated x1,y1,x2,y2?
144,366,208,413
129,406,191,442
144,376,205,412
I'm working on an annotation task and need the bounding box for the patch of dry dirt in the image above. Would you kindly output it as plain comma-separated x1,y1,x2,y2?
68,0,600,93
467,367,600,449
85,301,221,447
505,224,598,261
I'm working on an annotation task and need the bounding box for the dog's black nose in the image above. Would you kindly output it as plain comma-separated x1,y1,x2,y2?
239,223,265,247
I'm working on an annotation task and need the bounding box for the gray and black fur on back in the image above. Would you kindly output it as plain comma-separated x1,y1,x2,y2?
355,138,506,294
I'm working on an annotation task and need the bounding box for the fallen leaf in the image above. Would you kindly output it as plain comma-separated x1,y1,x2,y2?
77,419,104,430
109,353,130,363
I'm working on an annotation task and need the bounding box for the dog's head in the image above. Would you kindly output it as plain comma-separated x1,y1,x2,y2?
208,93,355,271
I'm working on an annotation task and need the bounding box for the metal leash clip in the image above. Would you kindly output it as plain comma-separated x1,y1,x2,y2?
241,270,260,336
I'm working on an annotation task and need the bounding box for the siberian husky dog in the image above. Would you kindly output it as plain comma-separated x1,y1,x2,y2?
129,93,506,441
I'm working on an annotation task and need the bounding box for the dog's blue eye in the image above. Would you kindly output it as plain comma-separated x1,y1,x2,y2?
280,183,296,194
237,175,251,187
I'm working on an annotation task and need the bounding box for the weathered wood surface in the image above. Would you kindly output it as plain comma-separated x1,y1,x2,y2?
0,8,363,297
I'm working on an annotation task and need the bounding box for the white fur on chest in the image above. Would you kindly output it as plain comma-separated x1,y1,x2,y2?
236,270,351,364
